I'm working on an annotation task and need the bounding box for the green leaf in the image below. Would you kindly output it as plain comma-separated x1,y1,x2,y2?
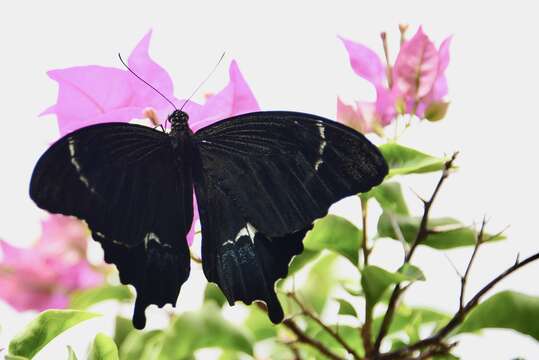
69,285,132,310
139,334,166,360
336,298,358,317
361,265,424,310
244,306,277,341
66,346,78,360
457,291,539,341
304,215,362,265
312,325,364,357
399,263,426,281
88,333,119,360
5,356,29,360
361,266,409,308
425,101,450,122
287,249,320,275
302,253,339,313
390,339,407,351
379,143,446,177
113,316,133,351
204,283,227,307
373,306,450,337
157,303,253,359
8,310,99,359
377,213,506,249
340,281,363,297
119,330,162,360
218,350,241,360
366,182,409,215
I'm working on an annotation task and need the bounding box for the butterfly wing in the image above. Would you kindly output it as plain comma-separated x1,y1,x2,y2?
193,111,387,321
193,160,311,322
30,123,193,329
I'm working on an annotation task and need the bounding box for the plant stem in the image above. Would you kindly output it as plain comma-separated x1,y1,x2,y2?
360,197,374,354
361,197,370,267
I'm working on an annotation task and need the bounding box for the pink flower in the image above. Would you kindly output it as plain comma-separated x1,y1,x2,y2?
41,31,260,246
41,30,198,136
338,27,451,133
36,214,89,258
189,60,260,132
0,216,102,312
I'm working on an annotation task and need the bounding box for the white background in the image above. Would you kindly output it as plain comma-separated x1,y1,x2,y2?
1,1,539,359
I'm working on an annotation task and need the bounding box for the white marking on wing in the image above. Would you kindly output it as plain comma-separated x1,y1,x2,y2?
144,232,171,249
225,222,258,246
315,123,327,170
68,137,97,192
68,138,81,171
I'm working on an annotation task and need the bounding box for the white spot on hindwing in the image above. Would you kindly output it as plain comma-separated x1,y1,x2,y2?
144,232,170,250
68,137,96,192
315,122,327,170
223,223,258,247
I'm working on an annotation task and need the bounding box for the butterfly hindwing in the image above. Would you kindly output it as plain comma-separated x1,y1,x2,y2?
193,162,311,322
30,123,192,329
193,111,387,319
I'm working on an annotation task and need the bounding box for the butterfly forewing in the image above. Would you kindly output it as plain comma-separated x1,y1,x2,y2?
194,111,388,236
30,123,193,329
192,111,388,319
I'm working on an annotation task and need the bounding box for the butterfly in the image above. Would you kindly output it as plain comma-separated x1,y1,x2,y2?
30,109,388,329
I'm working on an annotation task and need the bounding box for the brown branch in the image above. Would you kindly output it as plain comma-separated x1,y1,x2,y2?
378,250,539,359
459,217,486,310
289,293,362,360
256,303,345,360
372,152,458,356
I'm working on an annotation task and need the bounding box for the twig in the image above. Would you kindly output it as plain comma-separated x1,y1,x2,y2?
256,303,345,360
443,253,463,279
459,217,486,309
360,197,374,354
378,250,539,359
361,197,371,267
372,153,458,356
388,212,409,255
380,32,393,89
288,293,362,360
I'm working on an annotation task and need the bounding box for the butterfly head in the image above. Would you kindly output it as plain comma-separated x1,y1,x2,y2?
168,110,189,129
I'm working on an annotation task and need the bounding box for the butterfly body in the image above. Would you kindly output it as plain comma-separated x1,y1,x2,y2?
30,110,388,328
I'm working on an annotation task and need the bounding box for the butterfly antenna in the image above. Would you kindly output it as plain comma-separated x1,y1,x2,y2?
180,52,226,111
118,53,178,111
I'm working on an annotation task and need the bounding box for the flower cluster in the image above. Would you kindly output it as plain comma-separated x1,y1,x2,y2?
0,215,102,311
337,26,451,134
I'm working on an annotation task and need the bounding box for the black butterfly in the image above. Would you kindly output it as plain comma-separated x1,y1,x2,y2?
30,109,388,329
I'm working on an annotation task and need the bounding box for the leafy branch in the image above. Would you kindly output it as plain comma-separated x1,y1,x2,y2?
256,302,345,360
377,250,539,359
288,292,362,360
372,152,459,356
